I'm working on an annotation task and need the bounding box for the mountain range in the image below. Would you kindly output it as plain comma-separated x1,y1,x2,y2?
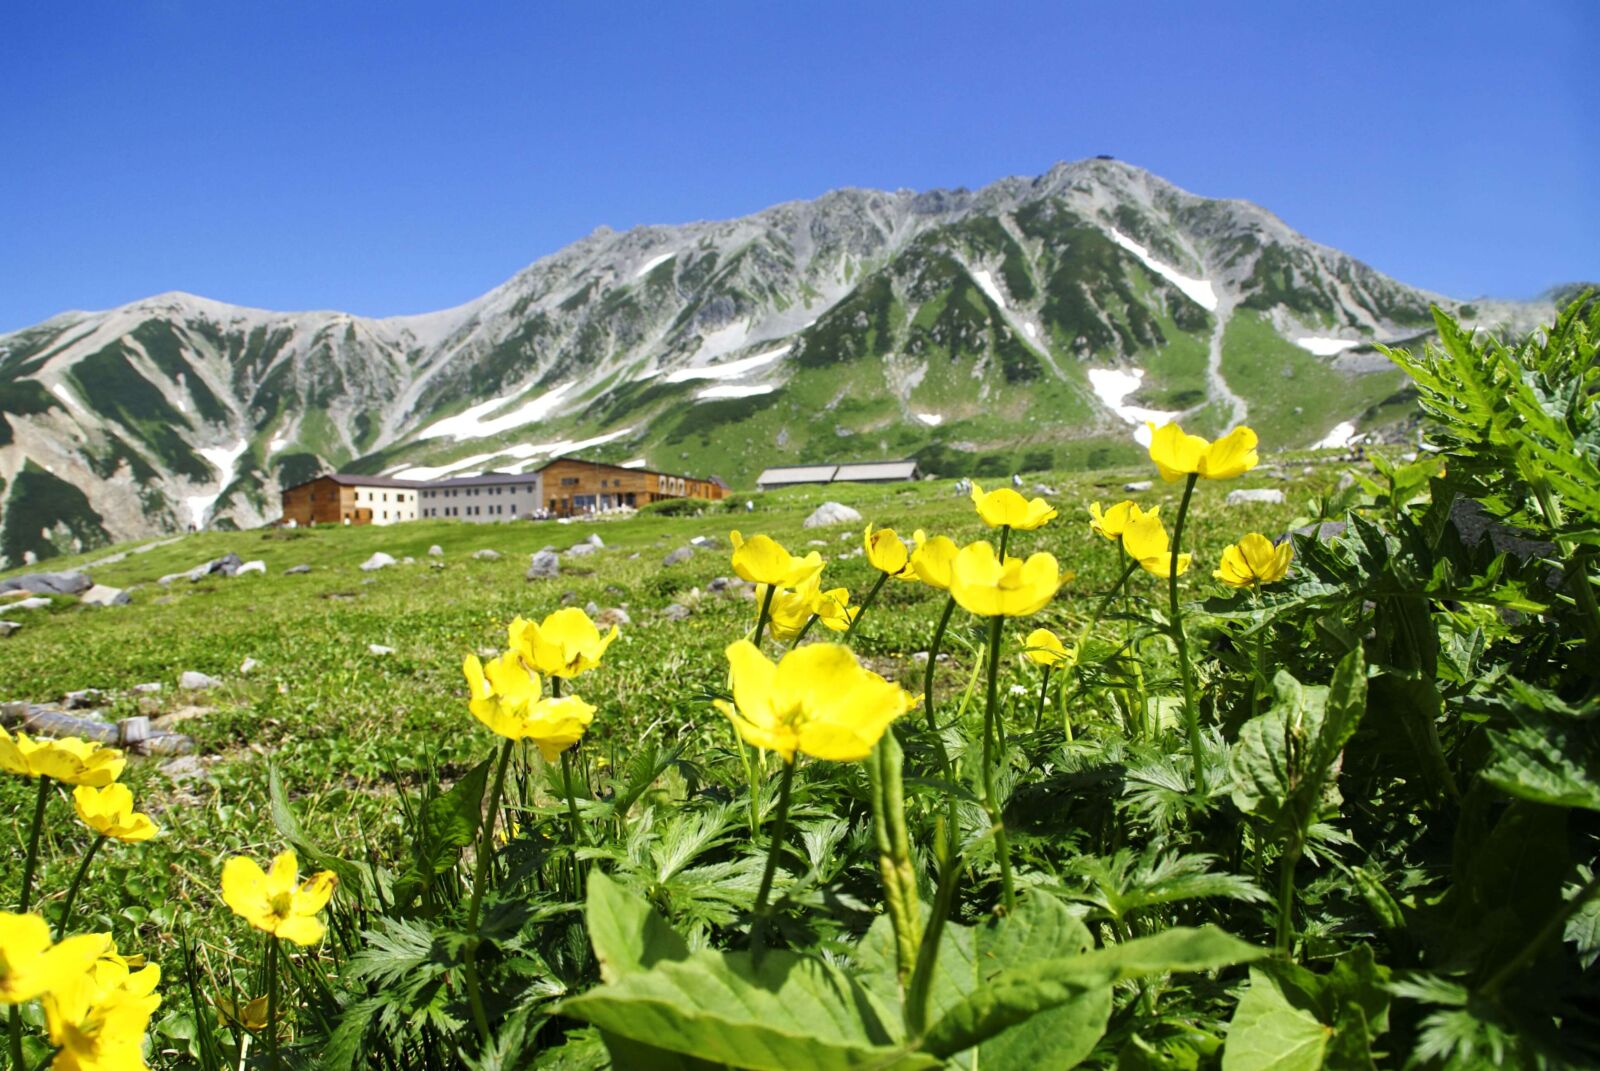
0,157,1557,566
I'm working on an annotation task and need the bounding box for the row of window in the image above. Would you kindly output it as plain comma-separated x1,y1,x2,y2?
421,504,515,518
421,485,535,499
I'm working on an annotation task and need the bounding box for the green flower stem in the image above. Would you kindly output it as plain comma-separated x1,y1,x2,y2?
981,616,1016,912
790,612,821,648
10,776,50,1070
1034,666,1053,733
846,571,891,638
1168,473,1206,794
1057,558,1141,731
998,524,1011,559
266,936,281,1071
749,758,797,952
462,737,515,1044
752,583,778,648
560,750,585,849
906,818,964,1036
923,596,956,732
869,732,922,988
55,833,108,937
1251,584,1266,722
1275,845,1301,959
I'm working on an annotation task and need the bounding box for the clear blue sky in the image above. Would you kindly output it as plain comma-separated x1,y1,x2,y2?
1,1,1593,333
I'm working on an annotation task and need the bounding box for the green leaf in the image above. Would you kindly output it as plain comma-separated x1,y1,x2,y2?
267,761,365,894
391,757,490,910
559,947,939,1071
585,870,690,983
1482,689,1600,811
1221,968,1331,1071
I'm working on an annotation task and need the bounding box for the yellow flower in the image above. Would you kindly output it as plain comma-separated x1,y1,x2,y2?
949,542,1067,618
0,913,109,1005
508,608,618,678
1023,628,1070,668
0,729,125,786
1088,500,1158,540
43,943,161,1071
216,994,269,1033
760,577,857,642
969,482,1058,530
1145,422,1259,482
863,524,914,578
729,531,824,589
73,784,158,843
1121,511,1191,578
220,850,337,946
462,653,596,759
1214,533,1294,588
909,530,959,590
714,641,916,762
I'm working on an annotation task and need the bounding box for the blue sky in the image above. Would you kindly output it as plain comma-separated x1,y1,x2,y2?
1,1,1593,332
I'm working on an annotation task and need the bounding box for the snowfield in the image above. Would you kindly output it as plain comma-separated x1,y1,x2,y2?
417,383,575,442
1086,368,1181,446
634,252,675,278
663,346,790,383
1295,337,1362,357
186,440,248,529
1313,421,1359,449
695,384,775,401
914,412,944,427
970,269,1007,310
1107,230,1218,312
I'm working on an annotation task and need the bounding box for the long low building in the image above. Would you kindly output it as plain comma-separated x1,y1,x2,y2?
281,456,727,526
756,459,921,491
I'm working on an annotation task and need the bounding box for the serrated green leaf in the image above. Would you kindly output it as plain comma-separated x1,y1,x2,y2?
1221,968,1331,1071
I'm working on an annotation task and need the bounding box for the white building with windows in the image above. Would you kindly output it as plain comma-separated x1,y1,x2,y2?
344,477,420,525
418,473,544,521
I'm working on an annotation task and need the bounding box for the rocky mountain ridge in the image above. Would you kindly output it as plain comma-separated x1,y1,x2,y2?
0,158,1554,565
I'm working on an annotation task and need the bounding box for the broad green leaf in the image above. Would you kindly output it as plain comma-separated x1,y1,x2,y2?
1221,968,1331,1071
559,947,938,1071
925,926,1261,1060
586,870,690,983
268,761,365,894
1482,694,1600,812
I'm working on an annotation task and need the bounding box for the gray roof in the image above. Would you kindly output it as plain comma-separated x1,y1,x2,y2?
757,465,839,485
296,473,424,490
426,473,540,489
834,460,920,481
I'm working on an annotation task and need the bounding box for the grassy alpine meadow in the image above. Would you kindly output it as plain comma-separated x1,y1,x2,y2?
2,298,1599,1070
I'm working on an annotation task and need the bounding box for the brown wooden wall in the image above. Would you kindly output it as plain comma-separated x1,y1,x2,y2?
280,477,367,526
540,459,726,517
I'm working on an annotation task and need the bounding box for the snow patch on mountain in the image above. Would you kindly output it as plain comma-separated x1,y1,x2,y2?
663,346,790,383
635,252,674,278
1107,230,1218,312
696,384,775,401
1313,421,1359,449
1295,336,1362,356
914,412,944,427
186,440,248,529
48,382,90,417
1087,368,1181,445
418,383,575,442
971,269,1007,310
620,458,647,469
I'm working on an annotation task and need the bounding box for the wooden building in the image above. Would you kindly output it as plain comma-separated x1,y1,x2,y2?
279,474,423,527
538,457,727,517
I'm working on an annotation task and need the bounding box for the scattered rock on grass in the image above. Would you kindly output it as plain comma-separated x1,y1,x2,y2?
804,502,862,528
236,561,267,576
596,607,631,628
0,621,21,637
240,657,260,675
65,688,107,709
0,570,92,596
689,535,722,549
587,534,605,549
662,604,691,622
80,585,131,607
10,597,52,611
663,547,695,566
585,600,601,616
179,671,221,691
1226,489,1286,506
567,543,598,558
428,545,444,558
285,564,311,575
1124,480,1153,492
360,552,397,572
131,683,162,695
526,551,560,579
473,549,502,562
368,644,395,656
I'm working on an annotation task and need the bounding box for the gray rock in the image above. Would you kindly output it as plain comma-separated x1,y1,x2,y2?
807,539,828,547
662,603,692,622
1226,489,1287,506
526,550,560,579
368,644,395,656
472,549,502,562
427,545,444,558
596,607,631,628
360,552,398,572
559,590,578,605
663,546,695,566
131,682,162,695
285,564,312,575
587,534,605,549
1123,480,1154,492
401,556,416,565
804,502,863,528
235,560,267,576
159,754,209,785
80,585,131,607
179,671,221,691
566,542,598,558
0,621,20,637
0,570,92,596
239,657,260,675
1033,484,1057,496
8,597,52,611
689,535,723,549
65,688,107,709
157,573,188,586
1285,521,1348,544
627,552,641,560
584,600,601,616
707,576,732,593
